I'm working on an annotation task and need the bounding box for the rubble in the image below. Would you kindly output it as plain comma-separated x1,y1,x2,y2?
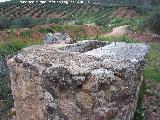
43,32,73,44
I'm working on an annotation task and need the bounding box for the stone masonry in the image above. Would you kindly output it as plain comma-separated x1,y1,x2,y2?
7,40,149,120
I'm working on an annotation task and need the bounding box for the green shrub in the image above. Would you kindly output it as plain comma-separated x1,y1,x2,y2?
75,34,92,41
74,20,84,25
0,17,11,30
144,43,160,81
119,35,130,42
38,27,54,33
11,16,37,28
37,18,47,25
38,18,64,25
20,31,32,38
46,18,64,24
97,35,134,43
110,19,123,25
51,25,64,32
0,40,26,58
95,19,108,27
142,12,160,35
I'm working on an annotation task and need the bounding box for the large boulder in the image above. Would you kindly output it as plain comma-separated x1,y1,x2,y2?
7,40,149,120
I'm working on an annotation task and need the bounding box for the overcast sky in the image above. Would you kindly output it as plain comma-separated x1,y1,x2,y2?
0,0,10,2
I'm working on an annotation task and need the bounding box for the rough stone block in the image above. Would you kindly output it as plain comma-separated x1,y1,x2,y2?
7,40,149,120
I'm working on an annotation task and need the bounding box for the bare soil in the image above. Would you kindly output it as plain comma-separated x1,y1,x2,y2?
104,25,130,36
109,7,142,19
128,32,160,43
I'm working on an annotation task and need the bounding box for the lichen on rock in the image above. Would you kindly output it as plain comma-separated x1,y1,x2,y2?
7,40,149,120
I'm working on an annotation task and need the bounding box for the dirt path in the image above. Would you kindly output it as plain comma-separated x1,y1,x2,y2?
104,25,160,44
104,25,130,37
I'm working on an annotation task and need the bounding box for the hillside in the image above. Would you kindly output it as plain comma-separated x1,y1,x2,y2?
0,2,145,31
0,2,113,20
0,2,144,20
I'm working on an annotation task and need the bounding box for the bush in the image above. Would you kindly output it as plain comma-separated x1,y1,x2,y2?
38,27,54,33
74,20,84,25
0,39,26,58
95,19,107,27
11,16,37,28
46,18,64,24
38,18,64,25
0,17,11,30
51,25,64,32
142,12,160,35
20,30,32,38
110,19,123,25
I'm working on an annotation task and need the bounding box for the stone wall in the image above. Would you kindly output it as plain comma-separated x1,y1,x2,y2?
7,40,149,120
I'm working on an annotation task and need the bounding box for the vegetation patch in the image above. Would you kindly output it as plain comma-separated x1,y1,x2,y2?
134,79,146,120
20,30,32,38
144,43,160,81
0,17,11,30
142,12,160,35
97,35,134,43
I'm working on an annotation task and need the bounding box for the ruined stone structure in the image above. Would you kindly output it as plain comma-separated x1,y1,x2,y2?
7,40,149,120
43,32,73,44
